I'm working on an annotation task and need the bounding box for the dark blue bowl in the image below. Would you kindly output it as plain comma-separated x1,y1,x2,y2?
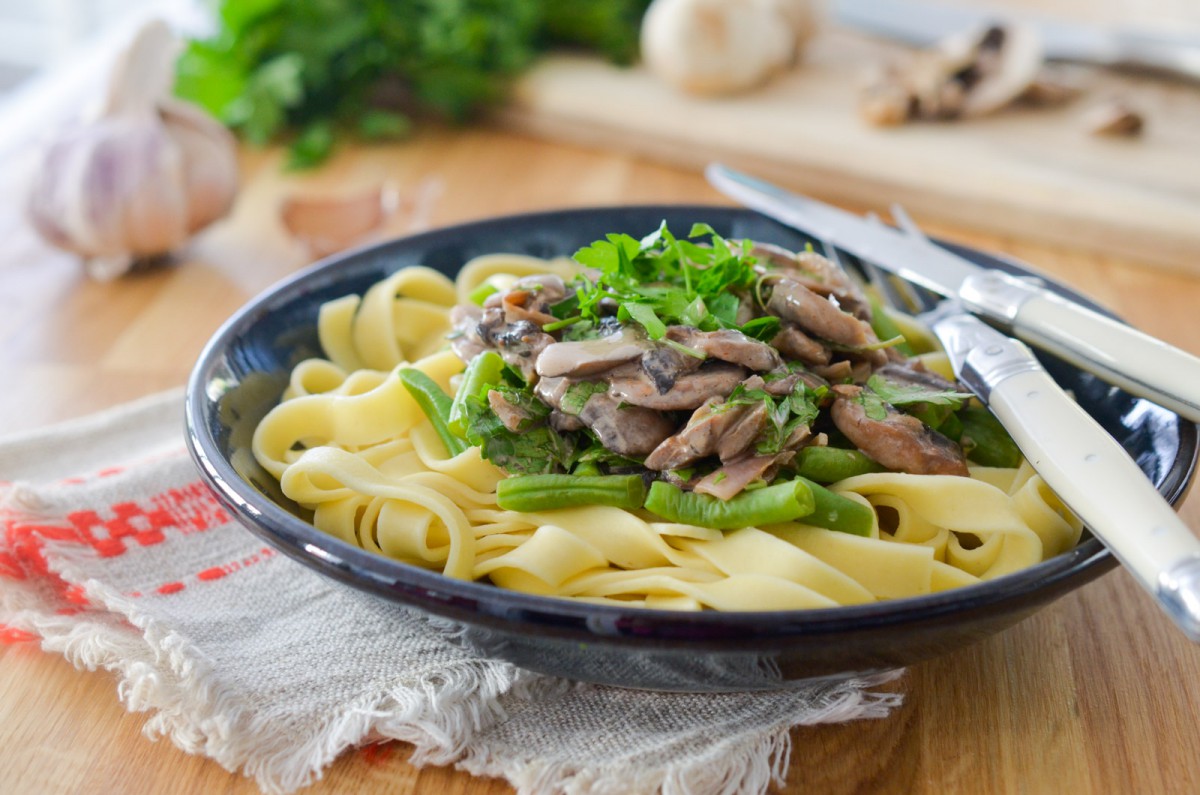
185,206,1198,691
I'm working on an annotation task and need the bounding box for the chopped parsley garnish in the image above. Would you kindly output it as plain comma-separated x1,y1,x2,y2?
859,374,971,424
570,222,765,341
463,391,572,475
865,374,970,408
560,381,608,415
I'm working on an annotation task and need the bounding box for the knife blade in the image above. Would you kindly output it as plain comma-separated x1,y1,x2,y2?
926,302,1200,642
834,0,1200,82
705,162,1200,424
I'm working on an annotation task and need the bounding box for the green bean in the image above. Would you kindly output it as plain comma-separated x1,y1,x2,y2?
794,446,885,483
960,407,1022,468
398,368,468,457
867,297,915,357
448,351,504,439
571,460,602,477
497,474,647,512
792,476,874,537
643,480,815,531
468,281,499,305
936,411,964,442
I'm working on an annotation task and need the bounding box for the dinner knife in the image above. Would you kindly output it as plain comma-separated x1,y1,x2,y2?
925,301,1200,642
834,0,1200,82
705,162,1200,424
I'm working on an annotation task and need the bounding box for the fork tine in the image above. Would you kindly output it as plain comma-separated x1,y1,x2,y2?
808,207,934,315
861,214,931,313
810,234,899,309
889,203,927,241
861,259,927,314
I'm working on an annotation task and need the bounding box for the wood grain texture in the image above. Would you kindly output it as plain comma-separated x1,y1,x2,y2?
1,127,1199,794
494,5,1200,275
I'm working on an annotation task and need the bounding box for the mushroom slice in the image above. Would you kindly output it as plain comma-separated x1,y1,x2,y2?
693,453,786,500
578,393,676,458
644,398,739,471
665,326,783,372
830,385,968,476
535,327,649,378
770,324,831,366
767,278,874,348
643,397,764,471
1019,66,1086,107
956,25,1044,118
716,401,770,462
487,390,534,433
860,23,1044,124
609,362,747,411
485,274,570,328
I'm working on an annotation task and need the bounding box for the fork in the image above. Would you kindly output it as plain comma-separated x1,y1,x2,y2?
812,207,1200,641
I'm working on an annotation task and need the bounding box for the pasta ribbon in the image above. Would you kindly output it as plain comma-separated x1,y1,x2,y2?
318,267,457,372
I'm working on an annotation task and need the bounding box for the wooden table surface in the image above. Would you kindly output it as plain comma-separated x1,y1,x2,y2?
2,128,1199,794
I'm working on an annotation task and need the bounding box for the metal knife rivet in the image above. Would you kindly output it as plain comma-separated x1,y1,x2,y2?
985,345,1003,355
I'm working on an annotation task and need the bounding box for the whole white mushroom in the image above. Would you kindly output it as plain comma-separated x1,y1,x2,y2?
640,0,816,96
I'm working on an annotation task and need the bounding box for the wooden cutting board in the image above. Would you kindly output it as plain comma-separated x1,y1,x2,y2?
496,25,1200,275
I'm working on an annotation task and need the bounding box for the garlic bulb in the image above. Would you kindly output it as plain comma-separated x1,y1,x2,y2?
27,20,239,280
640,0,817,96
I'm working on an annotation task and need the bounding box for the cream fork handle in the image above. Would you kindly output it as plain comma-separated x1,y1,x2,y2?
956,331,1200,641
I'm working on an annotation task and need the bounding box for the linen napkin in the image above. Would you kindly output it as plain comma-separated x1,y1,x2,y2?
0,389,903,795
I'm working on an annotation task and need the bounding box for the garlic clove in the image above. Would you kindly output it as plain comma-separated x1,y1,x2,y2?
24,19,239,279
1083,99,1145,137
280,183,400,259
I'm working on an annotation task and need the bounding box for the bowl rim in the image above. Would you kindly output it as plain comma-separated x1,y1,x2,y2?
185,203,1199,642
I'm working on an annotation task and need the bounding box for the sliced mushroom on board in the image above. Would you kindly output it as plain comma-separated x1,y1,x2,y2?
860,23,1049,125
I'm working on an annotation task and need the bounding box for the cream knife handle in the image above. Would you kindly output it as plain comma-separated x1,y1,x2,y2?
960,271,1200,423
963,340,1200,641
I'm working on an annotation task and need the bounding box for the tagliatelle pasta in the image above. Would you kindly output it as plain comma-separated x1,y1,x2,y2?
251,252,1084,611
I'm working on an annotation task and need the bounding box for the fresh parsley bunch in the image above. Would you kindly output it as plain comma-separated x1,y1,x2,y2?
175,0,653,168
